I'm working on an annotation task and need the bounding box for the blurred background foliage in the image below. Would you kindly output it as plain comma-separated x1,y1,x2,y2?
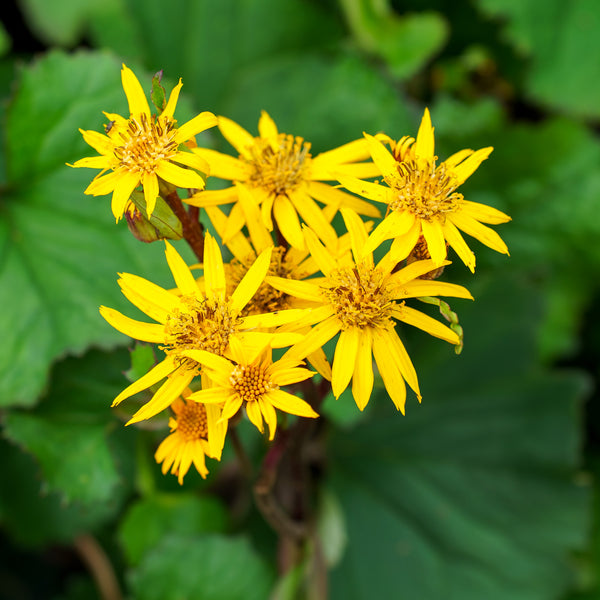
1,0,599,598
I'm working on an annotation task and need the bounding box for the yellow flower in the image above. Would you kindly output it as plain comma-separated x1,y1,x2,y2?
267,209,473,412
155,391,227,484
338,108,511,272
100,236,304,425
185,111,381,249
184,340,318,440
71,65,217,221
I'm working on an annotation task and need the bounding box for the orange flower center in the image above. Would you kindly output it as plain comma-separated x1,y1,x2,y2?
163,295,241,361
176,401,209,441
321,264,393,329
246,134,311,195
230,364,277,403
389,160,463,221
113,114,178,174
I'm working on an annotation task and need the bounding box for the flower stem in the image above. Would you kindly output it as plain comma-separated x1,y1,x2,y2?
164,190,204,261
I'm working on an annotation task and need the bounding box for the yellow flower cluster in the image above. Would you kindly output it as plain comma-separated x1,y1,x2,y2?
74,66,510,483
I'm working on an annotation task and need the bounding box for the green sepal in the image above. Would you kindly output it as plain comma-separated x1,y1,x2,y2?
417,296,464,354
151,70,166,113
127,191,183,241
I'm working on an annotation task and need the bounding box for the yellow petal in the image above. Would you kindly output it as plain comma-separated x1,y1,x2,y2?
352,328,373,410
396,279,473,301
258,396,278,440
443,148,473,170
70,156,111,169
186,187,239,208
171,151,210,174
364,133,399,183
245,400,265,435
203,234,227,301
161,79,182,120
112,356,176,407
271,366,315,386
229,246,273,313
241,308,310,329
388,258,451,287
143,172,159,217
450,147,493,185
336,174,390,204
127,367,195,424
312,138,371,166
290,190,338,248
121,64,150,117
414,107,434,163
155,161,205,190
265,276,323,303
332,328,360,398
111,171,140,221
236,183,274,252
274,195,304,249
442,219,475,272
258,110,279,139
84,170,122,196
308,180,382,218
165,241,200,296
79,129,114,155
421,219,447,266
188,387,233,404
222,201,246,243
372,330,407,413
304,227,337,275
175,111,218,143
118,273,180,319
285,316,341,360
218,116,255,159
182,350,233,380
267,389,319,418
340,207,373,267
460,199,511,225
388,220,422,263
392,305,459,344
100,306,165,343
205,205,255,261
385,328,421,398
363,210,415,256
449,211,509,255
192,148,248,180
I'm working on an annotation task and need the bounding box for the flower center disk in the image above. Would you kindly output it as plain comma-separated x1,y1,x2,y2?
231,365,277,403
164,295,240,359
389,160,463,221
246,134,311,195
113,114,178,174
177,401,209,441
322,265,393,330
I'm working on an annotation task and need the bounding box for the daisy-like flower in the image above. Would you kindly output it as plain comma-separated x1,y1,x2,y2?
267,209,473,412
338,108,511,272
71,65,217,221
100,236,305,425
155,391,227,484
185,111,381,249
184,339,319,440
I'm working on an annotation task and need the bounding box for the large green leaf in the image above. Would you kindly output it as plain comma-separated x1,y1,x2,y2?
0,50,176,407
328,276,590,599
91,0,344,111
3,348,135,505
129,534,275,600
119,493,229,565
475,0,600,118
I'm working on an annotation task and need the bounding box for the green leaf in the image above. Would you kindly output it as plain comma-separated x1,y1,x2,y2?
129,534,275,600
339,0,448,79
475,0,600,117
328,276,590,599
93,0,344,111
19,0,124,47
0,437,121,547
0,21,10,57
3,348,134,505
150,70,166,112
119,493,228,565
221,51,412,153
0,50,177,407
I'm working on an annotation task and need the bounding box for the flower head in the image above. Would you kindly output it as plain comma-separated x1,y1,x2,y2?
155,391,227,484
267,209,473,412
338,108,511,272
100,236,303,424
185,111,380,249
71,65,217,221
185,340,318,440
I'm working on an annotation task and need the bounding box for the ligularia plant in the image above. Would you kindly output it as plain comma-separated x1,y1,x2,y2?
72,64,510,565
